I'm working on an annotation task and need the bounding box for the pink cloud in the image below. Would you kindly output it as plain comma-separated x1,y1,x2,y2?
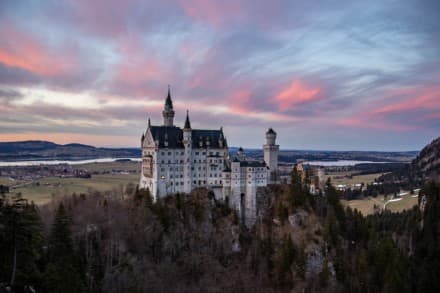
274,80,321,111
0,25,77,77
373,87,439,115
179,0,244,28
338,86,440,131
108,35,171,98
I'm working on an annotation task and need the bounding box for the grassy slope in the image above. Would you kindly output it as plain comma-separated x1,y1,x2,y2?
8,174,139,205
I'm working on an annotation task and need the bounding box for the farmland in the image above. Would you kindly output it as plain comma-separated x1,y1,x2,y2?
2,161,140,205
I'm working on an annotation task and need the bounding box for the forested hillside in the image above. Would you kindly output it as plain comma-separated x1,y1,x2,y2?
0,140,140,161
413,137,440,181
2,171,440,292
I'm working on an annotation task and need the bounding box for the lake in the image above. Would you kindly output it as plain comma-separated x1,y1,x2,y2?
0,157,141,167
0,158,390,167
303,160,388,166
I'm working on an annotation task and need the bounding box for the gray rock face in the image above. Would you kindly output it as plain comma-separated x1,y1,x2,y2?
305,248,324,277
288,210,308,228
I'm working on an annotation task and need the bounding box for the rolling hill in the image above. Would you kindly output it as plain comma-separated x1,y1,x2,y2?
0,140,140,161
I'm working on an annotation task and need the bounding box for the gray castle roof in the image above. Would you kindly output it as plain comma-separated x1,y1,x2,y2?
150,126,184,148
165,87,173,109
184,111,191,129
237,161,267,168
149,126,226,149
192,129,225,148
266,128,276,135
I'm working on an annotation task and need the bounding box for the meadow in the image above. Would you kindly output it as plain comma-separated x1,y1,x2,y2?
7,174,139,205
325,171,386,186
328,171,419,215
3,161,141,205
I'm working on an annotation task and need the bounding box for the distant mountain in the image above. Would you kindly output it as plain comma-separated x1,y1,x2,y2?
0,140,420,163
0,140,140,161
413,137,440,181
230,147,418,163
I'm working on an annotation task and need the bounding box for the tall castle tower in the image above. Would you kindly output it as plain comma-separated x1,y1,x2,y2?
183,110,192,193
263,128,279,183
162,86,175,126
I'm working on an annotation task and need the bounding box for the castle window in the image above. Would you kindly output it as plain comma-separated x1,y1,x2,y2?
161,152,164,155
161,160,164,163
193,181,196,184
195,152,199,155
168,152,171,155
202,152,206,155
168,160,171,164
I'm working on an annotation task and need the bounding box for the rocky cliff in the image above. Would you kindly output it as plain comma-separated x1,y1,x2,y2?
413,137,440,181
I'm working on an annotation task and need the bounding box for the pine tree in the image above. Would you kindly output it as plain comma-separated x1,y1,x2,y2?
44,202,85,292
290,167,307,208
0,195,44,289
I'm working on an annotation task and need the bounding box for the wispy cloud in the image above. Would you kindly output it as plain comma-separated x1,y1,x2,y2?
0,0,439,150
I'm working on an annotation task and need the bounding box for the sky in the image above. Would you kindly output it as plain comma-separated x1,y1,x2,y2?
0,0,439,151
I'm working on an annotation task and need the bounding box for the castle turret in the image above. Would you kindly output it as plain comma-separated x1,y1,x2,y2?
162,86,175,126
263,128,279,183
237,147,245,161
183,110,192,193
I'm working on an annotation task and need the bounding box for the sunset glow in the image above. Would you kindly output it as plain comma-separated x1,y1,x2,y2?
0,0,439,150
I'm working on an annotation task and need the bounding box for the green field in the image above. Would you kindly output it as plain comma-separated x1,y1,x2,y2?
342,193,419,216
386,196,419,213
76,161,140,173
325,172,384,186
6,173,139,205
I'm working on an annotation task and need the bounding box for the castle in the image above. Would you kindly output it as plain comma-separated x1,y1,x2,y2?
140,88,279,226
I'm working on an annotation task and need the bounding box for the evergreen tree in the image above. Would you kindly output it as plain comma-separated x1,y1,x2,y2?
290,167,307,208
0,195,44,289
45,202,85,292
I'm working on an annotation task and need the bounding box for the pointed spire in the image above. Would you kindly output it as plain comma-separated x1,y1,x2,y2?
184,109,191,129
165,85,173,109
163,85,175,126
148,117,151,128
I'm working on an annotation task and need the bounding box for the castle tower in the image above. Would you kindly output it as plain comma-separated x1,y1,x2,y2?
162,86,175,126
237,147,245,161
183,110,192,193
263,128,279,183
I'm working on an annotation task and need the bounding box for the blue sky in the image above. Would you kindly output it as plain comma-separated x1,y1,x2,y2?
0,0,439,150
